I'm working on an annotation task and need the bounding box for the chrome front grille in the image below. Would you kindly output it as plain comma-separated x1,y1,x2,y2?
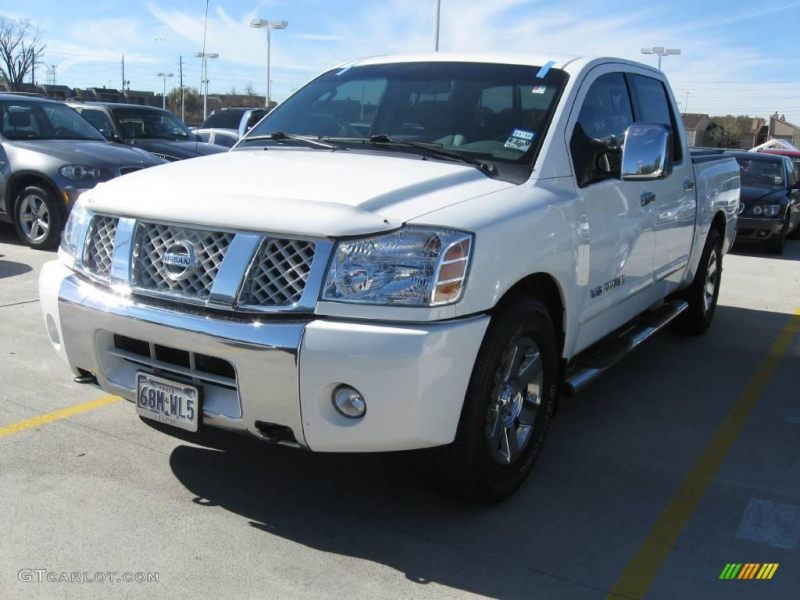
84,216,118,278
79,216,330,313
132,223,234,299
239,239,316,307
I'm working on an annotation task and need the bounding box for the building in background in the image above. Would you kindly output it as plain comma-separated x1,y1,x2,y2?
768,114,800,148
682,113,713,147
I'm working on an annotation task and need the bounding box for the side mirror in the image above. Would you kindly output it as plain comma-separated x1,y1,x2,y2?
621,124,672,181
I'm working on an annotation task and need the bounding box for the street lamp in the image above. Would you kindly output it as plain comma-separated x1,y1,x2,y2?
250,19,288,108
194,52,219,121
641,47,681,71
433,0,441,51
156,72,173,110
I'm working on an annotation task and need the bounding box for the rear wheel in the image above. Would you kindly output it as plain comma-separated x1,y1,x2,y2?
13,185,62,250
423,294,558,504
673,228,722,335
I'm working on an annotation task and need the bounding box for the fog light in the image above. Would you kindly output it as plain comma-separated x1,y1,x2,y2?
332,385,366,419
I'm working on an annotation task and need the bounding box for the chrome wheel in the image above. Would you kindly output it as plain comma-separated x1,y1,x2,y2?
486,336,543,465
18,193,51,244
703,247,718,313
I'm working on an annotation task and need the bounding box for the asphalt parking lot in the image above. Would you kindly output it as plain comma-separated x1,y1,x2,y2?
1,223,798,600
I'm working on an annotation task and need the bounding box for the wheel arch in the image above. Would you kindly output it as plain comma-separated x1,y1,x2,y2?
7,171,63,222
491,272,567,358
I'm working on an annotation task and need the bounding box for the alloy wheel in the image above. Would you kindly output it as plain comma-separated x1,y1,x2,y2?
486,336,543,465
18,193,51,245
703,247,718,313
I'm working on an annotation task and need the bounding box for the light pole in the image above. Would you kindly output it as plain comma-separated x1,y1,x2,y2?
433,0,441,51
250,19,288,109
641,47,681,71
684,91,690,114
156,72,173,110
194,52,219,121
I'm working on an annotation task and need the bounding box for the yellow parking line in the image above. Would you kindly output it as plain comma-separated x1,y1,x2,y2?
0,395,122,439
607,307,800,600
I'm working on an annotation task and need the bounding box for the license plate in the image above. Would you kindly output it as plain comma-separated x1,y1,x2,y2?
136,372,200,432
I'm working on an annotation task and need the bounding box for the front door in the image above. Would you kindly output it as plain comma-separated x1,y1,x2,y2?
568,70,659,351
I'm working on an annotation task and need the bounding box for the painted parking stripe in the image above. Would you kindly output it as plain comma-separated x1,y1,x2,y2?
606,307,800,600
0,395,121,439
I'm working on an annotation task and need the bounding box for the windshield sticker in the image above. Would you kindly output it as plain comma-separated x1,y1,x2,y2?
532,85,547,94
536,61,555,79
504,129,535,152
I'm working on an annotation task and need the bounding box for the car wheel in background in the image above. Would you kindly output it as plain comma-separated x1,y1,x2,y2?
424,294,558,504
673,228,722,336
13,185,63,250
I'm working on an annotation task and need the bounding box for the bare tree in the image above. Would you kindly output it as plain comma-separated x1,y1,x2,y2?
0,17,46,90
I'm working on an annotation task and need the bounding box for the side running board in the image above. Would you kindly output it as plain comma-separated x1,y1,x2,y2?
563,300,688,396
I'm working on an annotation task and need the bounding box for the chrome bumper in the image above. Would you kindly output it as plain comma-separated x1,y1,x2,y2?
50,263,308,446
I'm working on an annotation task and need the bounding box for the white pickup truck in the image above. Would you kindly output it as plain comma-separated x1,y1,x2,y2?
40,53,740,503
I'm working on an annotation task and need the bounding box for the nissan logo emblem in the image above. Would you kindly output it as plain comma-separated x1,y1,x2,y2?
162,241,197,281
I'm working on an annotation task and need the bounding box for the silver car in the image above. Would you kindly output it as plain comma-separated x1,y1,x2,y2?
0,95,164,249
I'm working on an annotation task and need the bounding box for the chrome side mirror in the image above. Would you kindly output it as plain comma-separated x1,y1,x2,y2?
621,123,672,180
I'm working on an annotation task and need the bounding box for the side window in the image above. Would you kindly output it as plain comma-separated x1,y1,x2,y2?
196,131,211,143
81,109,114,134
570,72,633,187
629,74,683,162
214,133,237,148
785,159,796,187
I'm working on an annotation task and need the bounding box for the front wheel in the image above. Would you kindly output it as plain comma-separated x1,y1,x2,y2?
673,228,722,335
13,185,63,250
423,295,559,504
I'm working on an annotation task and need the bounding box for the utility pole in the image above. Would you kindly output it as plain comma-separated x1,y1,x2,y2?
121,54,125,94
31,61,35,86
684,91,690,115
179,56,185,122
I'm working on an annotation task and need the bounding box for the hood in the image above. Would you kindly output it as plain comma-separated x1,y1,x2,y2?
86,149,512,237
129,139,227,159
739,185,787,205
11,140,161,169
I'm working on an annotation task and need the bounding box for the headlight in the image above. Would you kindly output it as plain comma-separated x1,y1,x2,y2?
761,205,781,217
60,199,91,260
322,227,473,307
59,165,103,181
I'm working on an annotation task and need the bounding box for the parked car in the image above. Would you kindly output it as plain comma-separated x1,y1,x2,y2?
67,102,225,161
194,128,239,148
200,106,267,138
758,148,800,169
727,151,800,254
41,54,740,502
0,95,164,249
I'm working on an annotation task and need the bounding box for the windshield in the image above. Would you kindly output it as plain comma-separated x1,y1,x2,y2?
0,100,106,141
202,110,246,129
736,157,786,188
243,61,568,182
111,107,193,140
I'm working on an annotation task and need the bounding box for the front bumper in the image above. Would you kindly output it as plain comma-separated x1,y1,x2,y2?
735,216,783,243
39,261,489,452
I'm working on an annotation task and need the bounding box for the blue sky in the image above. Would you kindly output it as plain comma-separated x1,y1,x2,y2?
2,0,800,122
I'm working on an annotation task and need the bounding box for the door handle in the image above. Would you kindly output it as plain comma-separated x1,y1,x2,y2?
683,180,695,192
640,191,657,206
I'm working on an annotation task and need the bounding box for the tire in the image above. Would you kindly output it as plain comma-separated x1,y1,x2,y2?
673,228,722,336
765,216,789,255
13,185,63,250
423,294,559,504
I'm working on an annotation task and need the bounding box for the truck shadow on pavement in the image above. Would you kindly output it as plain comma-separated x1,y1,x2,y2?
162,302,800,599
0,258,32,279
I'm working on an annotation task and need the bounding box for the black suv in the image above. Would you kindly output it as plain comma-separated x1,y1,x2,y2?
68,102,226,162
0,95,164,249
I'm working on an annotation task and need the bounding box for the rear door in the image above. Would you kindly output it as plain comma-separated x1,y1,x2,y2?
567,69,658,348
627,73,695,293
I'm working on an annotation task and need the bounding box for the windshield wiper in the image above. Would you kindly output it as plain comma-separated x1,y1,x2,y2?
323,133,495,174
240,131,336,150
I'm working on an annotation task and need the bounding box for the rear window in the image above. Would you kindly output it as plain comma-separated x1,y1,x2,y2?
202,110,246,129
